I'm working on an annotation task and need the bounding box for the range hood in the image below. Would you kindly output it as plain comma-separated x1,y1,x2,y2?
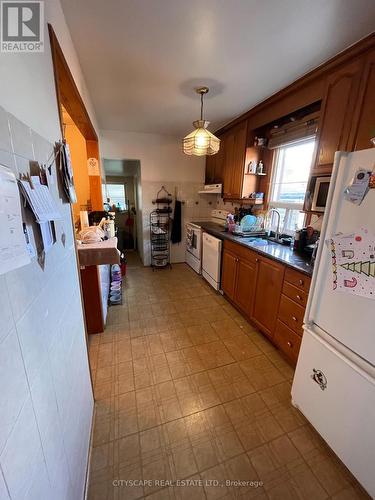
198,183,222,194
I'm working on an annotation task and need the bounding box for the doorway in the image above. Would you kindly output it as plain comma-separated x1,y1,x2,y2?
102,159,143,267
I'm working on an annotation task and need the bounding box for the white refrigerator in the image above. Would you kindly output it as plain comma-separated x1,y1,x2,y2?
292,148,375,497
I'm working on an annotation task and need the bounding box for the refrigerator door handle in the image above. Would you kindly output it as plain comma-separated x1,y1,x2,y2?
304,151,348,325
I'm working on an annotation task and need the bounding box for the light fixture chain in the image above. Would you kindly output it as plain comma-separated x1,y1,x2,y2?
200,92,204,120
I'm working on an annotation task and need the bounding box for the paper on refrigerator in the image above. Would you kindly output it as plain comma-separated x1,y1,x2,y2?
0,165,30,275
329,228,375,300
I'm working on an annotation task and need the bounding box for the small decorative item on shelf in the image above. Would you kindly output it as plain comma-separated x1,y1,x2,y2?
248,192,264,204
247,161,257,174
256,160,264,174
254,137,268,148
150,186,172,270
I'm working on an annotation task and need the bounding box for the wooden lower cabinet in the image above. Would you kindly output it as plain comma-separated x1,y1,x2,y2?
221,239,311,364
221,247,256,316
274,320,302,364
278,294,305,335
221,250,237,300
234,258,256,315
251,256,284,339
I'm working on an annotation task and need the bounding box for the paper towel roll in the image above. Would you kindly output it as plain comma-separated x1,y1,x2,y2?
80,211,89,229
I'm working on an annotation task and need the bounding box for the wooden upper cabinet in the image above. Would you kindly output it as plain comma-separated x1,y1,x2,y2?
205,135,225,184
313,58,363,173
252,256,284,339
223,121,247,199
354,48,375,150
221,249,237,300
234,258,256,315
205,154,216,184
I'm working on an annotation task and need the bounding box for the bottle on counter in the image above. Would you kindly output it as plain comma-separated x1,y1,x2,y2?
257,160,264,174
293,229,301,251
226,213,236,233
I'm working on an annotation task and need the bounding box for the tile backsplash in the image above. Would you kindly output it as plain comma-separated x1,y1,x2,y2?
0,106,93,499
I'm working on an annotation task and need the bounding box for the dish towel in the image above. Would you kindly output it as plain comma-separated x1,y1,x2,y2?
171,200,182,244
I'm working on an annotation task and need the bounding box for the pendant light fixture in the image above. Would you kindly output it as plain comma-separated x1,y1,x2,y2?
182,87,220,156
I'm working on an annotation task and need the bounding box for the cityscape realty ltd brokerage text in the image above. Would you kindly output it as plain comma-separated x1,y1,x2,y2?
112,479,264,488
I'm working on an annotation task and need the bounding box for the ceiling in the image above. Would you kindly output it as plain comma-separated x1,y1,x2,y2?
60,0,375,136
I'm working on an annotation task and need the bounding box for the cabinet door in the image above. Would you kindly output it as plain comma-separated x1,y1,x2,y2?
221,250,237,300
234,258,256,316
213,137,225,183
205,154,216,184
314,59,363,173
354,49,375,150
223,131,235,198
231,121,248,198
252,256,284,339
222,121,247,199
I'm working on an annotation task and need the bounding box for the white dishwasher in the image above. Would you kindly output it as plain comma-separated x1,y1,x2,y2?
202,232,222,290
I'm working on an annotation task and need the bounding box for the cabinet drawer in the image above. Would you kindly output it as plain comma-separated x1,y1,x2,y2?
223,240,258,264
285,267,311,292
275,320,302,364
282,281,308,307
278,294,305,335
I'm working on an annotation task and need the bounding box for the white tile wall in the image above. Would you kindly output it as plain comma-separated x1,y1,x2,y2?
0,470,10,499
0,329,29,454
142,180,215,265
0,106,93,499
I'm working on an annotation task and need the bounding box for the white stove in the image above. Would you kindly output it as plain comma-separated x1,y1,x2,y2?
185,210,228,283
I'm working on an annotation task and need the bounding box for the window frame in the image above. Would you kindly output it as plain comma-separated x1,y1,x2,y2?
103,182,128,211
268,137,315,236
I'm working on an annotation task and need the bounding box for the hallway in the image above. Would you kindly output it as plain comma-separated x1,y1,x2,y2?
87,264,367,500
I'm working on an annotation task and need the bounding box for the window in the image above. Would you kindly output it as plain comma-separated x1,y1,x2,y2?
102,183,127,211
269,138,315,235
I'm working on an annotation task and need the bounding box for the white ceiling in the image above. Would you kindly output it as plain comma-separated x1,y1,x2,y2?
60,0,375,136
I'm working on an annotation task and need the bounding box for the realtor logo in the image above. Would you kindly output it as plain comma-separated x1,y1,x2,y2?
1,1,44,52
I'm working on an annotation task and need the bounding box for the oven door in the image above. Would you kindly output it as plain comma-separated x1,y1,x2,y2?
186,224,202,260
186,223,202,259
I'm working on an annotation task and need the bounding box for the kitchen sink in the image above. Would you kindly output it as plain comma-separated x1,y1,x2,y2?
241,237,269,245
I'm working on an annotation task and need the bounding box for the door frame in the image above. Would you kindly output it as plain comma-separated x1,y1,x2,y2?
48,23,103,210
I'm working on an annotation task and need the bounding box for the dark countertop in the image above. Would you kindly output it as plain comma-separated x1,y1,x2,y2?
199,221,313,276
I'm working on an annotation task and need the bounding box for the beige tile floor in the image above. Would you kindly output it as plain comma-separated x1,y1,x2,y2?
87,263,369,500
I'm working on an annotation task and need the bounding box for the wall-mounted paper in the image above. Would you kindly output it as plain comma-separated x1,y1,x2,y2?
0,165,31,275
18,175,61,223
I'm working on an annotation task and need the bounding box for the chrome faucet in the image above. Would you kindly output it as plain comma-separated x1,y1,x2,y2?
265,208,281,241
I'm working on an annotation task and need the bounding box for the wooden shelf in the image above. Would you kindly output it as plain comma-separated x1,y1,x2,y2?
223,198,264,205
244,172,267,176
300,209,325,215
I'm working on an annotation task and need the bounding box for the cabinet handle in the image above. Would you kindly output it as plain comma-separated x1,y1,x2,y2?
292,316,298,322
299,279,304,285
255,258,259,263
296,295,302,301
287,341,293,348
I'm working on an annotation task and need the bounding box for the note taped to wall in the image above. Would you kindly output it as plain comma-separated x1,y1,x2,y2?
329,228,375,300
0,165,31,275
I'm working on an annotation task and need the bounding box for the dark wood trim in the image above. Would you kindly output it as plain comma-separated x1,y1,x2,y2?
80,266,104,334
216,32,375,135
48,24,97,141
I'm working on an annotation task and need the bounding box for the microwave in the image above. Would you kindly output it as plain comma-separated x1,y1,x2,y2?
311,176,331,212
